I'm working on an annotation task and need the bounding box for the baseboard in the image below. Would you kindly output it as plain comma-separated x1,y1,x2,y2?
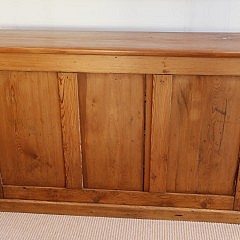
0,199,239,224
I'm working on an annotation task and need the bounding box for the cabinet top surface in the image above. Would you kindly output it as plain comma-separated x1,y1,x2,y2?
0,30,240,57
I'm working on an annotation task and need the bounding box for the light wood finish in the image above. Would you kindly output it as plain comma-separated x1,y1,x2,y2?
0,72,65,187
1,199,239,224
143,75,153,192
0,173,3,198
1,53,240,76
3,186,234,211
234,162,240,210
78,73,145,190
150,75,240,195
57,73,82,189
150,75,172,193
1,31,240,57
1,31,240,222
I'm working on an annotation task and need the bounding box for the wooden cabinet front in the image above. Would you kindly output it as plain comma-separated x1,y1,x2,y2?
1,71,240,212
1,30,240,223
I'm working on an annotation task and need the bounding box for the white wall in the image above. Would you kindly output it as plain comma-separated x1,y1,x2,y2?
0,0,239,32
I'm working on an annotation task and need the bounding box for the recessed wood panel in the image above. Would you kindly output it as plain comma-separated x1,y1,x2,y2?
151,75,240,195
78,73,145,191
0,71,65,187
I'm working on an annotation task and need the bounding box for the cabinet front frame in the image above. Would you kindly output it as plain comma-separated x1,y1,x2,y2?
0,53,240,223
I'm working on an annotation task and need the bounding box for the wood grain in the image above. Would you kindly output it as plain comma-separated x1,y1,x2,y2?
1,199,239,224
57,73,82,189
1,53,240,76
166,75,240,195
143,75,153,192
78,73,145,191
1,31,240,222
0,172,3,198
0,71,65,187
1,31,240,57
150,75,172,193
3,186,234,210
234,156,240,210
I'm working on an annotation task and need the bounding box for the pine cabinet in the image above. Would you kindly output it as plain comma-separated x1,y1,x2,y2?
0,31,240,223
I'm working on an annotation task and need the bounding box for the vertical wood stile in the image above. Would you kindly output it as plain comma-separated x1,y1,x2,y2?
149,75,173,193
144,75,153,191
0,172,3,198
234,153,240,210
58,73,82,189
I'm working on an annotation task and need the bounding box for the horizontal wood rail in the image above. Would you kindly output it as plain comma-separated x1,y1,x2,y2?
3,186,234,211
1,53,240,75
1,199,239,224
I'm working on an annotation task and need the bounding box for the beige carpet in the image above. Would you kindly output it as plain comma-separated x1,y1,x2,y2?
0,212,239,240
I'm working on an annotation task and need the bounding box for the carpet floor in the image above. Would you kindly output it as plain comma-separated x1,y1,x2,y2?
0,212,239,240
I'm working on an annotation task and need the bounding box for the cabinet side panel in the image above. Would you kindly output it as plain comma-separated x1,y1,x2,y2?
78,73,145,191
167,75,240,195
0,71,65,187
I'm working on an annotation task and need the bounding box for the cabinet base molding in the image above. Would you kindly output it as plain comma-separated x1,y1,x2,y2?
0,199,239,224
